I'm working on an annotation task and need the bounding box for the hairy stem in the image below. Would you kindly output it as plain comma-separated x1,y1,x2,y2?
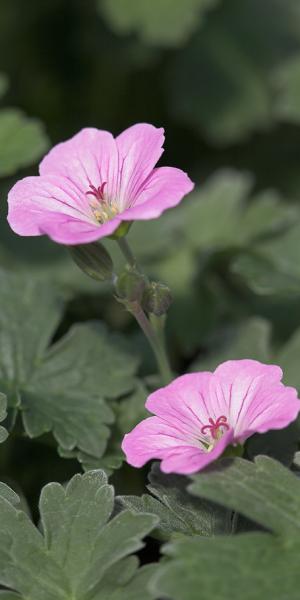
117,238,172,385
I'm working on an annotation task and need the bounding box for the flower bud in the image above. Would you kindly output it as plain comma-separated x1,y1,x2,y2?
69,241,114,282
116,266,147,303
142,282,172,316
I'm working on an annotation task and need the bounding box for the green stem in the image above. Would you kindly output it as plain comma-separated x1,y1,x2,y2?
131,303,172,385
117,238,172,385
117,237,137,269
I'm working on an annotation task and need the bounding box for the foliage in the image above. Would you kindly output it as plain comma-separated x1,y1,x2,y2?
1,0,300,598
0,470,158,599
152,456,300,600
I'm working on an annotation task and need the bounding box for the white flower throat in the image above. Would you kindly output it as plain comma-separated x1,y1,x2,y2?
86,182,119,224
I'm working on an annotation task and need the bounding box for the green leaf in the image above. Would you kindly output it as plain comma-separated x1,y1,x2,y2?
231,252,300,296
0,481,19,506
191,317,271,372
99,0,220,47
275,55,300,123
166,0,300,143
182,171,296,252
190,456,300,536
0,108,49,176
151,457,300,600
0,393,8,442
60,383,148,475
0,471,158,600
0,271,138,464
276,326,300,390
119,462,232,540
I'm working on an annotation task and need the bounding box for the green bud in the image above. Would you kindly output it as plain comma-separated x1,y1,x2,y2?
142,282,172,316
116,266,147,302
69,241,114,282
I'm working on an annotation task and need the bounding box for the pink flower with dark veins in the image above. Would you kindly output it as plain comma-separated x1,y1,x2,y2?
7,124,194,245
122,360,300,475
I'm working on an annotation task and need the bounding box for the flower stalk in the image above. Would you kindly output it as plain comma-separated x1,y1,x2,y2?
116,237,172,386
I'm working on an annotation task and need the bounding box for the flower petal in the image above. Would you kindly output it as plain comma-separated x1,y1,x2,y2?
212,359,300,441
122,416,197,468
7,175,92,235
39,128,119,200
121,166,194,220
7,174,121,244
146,373,215,439
116,123,165,209
160,429,234,475
38,213,122,245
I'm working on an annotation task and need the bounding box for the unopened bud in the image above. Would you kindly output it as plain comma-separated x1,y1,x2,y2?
69,241,114,282
116,266,147,303
142,282,172,316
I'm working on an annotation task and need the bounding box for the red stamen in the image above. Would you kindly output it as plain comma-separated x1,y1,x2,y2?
201,415,229,440
86,182,107,201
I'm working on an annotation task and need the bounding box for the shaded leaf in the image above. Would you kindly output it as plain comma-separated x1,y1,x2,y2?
99,0,220,47
0,73,8,100
166,0,300,143
190,456,300,536
119,462,232,540
0,271,138,464
151,457,300,600
0,471,158,600
191,317,271,372
0,393,8,443
0,109,48,176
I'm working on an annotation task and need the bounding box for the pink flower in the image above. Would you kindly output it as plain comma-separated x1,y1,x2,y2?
7,124,194,245
122,359,300,475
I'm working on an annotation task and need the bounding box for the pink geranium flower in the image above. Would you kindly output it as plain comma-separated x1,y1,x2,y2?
122,359,300,475
7,124,194,245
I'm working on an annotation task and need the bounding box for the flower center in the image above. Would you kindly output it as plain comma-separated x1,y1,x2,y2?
201,415,229,443
86,182,119,224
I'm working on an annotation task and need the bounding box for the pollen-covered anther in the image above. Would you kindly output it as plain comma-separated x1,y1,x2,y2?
201,415,230,440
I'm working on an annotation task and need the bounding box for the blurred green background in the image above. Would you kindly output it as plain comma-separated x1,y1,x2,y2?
1,0,300,508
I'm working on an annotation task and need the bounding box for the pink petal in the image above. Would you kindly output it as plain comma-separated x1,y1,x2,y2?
122,416,197,468
121,166,194,220
116,123,165,209
7,175,92,236
7,174,121,244
39,128,119,200
236,381,300,442
160,429,234,475
212,360,300,441
38,213,122,245
146,373,215,437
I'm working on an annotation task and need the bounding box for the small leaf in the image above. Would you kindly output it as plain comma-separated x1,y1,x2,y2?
0,472,158,600
0,108,49,176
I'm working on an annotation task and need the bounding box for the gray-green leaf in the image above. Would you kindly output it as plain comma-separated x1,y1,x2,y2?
0,471,158,600
0,271,138,464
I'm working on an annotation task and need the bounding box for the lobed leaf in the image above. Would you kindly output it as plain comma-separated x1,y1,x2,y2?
119,462,232,539
0,471,158,599
151,456,300,600
0,271,138,464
